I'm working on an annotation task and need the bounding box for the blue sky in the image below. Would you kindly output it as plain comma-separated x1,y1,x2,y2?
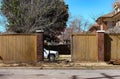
0,0,8,32
65,0,115,25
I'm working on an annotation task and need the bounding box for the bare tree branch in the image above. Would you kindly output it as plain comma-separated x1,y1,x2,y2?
1,0,69,41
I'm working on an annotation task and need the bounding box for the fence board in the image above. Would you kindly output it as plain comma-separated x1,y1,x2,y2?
72,33,120,62
0,34,37,63
106,34,120,60
72,34,98,62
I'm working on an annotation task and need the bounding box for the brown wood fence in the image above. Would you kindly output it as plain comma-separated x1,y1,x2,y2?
105,34,120,61
0,34,43,63
72,34,98,62
72,32,120,62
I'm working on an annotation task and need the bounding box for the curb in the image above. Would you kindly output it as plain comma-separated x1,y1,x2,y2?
0,65,119,70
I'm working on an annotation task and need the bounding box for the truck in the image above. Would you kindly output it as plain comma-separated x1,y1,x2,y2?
44,49,59,62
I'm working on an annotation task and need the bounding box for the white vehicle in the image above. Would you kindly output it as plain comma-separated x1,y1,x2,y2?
44,49,59,61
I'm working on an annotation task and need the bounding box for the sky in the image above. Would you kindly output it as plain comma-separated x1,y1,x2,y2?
0,0,8,32
0,0,116,32
64,0,115,26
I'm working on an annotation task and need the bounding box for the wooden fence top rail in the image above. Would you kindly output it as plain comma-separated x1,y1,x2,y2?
72,33,96,36
0,33,38,36
106,33,120,35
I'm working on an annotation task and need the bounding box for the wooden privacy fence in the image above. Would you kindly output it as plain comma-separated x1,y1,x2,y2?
72,31,120,62
72,34,98,62
0,33,43,63
105,34,120,61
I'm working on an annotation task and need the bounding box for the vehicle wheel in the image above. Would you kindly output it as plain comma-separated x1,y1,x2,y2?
49,54,55,62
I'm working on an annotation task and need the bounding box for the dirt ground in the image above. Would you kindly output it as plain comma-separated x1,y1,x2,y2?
0,59,119,69
0,55,119,69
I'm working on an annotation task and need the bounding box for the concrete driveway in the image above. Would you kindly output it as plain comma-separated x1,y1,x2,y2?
0,68,120,79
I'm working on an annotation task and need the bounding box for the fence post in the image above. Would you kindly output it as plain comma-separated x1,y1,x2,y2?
36,30,44,62
97,30,105,62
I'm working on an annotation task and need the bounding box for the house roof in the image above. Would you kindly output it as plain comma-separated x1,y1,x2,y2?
96,11,120,22
96,12,113,22
95,0,120,30
96,1,120,22
88,23,100,32
101,12,114,18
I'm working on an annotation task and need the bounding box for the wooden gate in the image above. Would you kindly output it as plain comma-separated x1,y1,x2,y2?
105,34,120,61
72,34,98,62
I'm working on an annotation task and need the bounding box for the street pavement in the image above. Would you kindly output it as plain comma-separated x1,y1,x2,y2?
0,68,120,79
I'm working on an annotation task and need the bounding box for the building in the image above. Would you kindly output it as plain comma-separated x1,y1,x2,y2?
89,1,120,33
88,23,100,33
97,1,120,29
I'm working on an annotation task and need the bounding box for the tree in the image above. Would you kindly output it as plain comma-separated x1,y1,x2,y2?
68,17,90,32
1,0,69,41
69,18,82,33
